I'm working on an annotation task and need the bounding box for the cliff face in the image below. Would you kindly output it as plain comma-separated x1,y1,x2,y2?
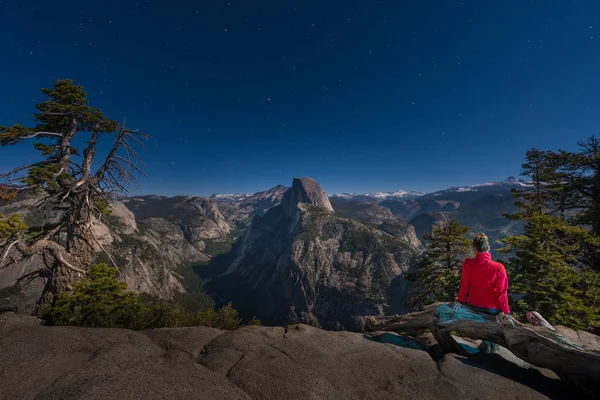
329,198,396,226
93,195,236,299
0,194,233,311
408,212,450,242
208,177,421,330
123,195,232,248
281,177,334,216
213,185,288,228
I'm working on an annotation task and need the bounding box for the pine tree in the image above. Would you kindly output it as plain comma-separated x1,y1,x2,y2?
560,136,600,233
405,219,472,307
500,213,600,329
41,263,251,330
558,136,600,271
500,140,600,329
0,80,148,305
508,149,556,218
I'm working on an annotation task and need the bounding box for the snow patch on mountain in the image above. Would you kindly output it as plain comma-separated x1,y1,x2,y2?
471,177,531,188
449,177,532,192
329,193,360,199
329,190,424,200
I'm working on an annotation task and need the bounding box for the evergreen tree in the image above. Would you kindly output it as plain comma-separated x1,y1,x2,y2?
561,135,600,234
41,263,147,329
508,149,556,218
0,80,148,305
0,213,28,268
405,219,472,307
0,213,27,242
500,213,600,329
559,136,600,271
500,139,600,329
41,263,254,330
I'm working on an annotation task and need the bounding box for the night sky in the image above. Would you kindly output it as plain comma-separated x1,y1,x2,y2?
1,1,599,196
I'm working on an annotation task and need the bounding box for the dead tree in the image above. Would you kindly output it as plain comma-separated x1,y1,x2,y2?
366,303,600,391
0,79,148,305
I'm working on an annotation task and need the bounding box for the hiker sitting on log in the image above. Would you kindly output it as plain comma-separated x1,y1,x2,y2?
451,233,513,352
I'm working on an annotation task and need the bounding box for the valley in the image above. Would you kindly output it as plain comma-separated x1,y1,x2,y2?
1,176,523,327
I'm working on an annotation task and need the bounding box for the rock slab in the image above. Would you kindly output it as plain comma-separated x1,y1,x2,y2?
0,313,572,400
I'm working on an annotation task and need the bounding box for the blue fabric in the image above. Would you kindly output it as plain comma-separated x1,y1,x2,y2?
436,304,499,354
435,304,488,324
363,334,425,351
459,343,481,354
435,304,587,354
378,333,424,350
480,340,499,354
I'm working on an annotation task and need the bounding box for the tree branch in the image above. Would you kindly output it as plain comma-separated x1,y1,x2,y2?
0,162,47,180
13,239,85,274
19,131,64,139
0,238,19,269
94,124,127,182
366,303,600,384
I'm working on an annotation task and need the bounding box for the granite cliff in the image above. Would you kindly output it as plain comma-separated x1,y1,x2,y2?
0,194,233,312
206,177,422,330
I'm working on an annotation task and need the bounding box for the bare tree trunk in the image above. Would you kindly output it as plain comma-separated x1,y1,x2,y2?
35,192,96,306
13,239,86,306
38,259,81,306
65,193,95,268
366,303,600,392
58,118,78,172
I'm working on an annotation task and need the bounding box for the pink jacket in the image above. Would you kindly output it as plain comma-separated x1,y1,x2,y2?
457,252,510,314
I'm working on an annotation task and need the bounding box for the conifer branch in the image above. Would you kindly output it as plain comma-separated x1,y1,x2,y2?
20,131,64,139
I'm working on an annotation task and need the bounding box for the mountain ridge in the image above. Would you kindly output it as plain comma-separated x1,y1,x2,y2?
1,176,525,320
205,177,421,330
203,176,530,204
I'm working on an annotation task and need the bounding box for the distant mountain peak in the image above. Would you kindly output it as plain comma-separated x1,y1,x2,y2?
501,176,531,186
329,189,424,201
453,176,531,191
282,177,334,216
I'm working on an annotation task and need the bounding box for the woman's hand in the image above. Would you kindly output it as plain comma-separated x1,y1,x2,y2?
451,301,462,311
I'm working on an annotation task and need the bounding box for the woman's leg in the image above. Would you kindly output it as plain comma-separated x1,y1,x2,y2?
467,305,500,353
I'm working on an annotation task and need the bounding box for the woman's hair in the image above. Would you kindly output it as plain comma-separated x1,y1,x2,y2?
472,233,490,252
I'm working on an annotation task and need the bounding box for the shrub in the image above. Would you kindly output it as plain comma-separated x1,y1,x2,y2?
40,263,148,330
0,213,27,240
40,263,258,330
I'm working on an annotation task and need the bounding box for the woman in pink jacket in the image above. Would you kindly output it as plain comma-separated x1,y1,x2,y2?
452,233,512,353
453,233,510,315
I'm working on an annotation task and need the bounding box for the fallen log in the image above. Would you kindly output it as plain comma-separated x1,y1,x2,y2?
366,303,600,390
